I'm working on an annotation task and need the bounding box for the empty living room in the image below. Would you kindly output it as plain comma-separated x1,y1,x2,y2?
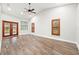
0,2,79,56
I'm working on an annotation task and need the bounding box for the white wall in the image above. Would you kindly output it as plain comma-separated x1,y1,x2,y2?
76,4,79,49
29,4,77,43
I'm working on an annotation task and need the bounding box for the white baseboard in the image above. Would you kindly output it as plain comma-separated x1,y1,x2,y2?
76,43,79,50
19,32,30,35
30,33,79,50
30,33,76,44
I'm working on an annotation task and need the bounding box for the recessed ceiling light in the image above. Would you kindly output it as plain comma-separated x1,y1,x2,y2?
8,7,11,11
21,12,23,15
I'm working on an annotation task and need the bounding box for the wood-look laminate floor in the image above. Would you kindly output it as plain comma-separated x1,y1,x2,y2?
0,35,79,55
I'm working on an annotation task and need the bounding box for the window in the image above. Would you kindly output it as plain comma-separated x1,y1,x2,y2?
52,19,60,35
21,21,28,31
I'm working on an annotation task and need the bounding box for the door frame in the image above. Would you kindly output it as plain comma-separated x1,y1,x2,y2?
2,20,18,37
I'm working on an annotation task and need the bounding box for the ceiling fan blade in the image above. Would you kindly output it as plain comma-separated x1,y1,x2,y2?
24,8,28,11
31,9,35,11
24,10,28,12
32,12,36,14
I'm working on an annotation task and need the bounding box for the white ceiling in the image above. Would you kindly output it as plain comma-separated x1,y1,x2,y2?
1,3,71,21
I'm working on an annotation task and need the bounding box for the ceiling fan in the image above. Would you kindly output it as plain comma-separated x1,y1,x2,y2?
24,3,36,14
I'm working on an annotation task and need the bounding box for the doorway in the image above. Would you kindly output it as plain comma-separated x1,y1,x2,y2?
31,23,35,32
2,21,18,37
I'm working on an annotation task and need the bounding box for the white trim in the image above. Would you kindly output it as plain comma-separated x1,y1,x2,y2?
30,33,76,44
29,33,79,50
